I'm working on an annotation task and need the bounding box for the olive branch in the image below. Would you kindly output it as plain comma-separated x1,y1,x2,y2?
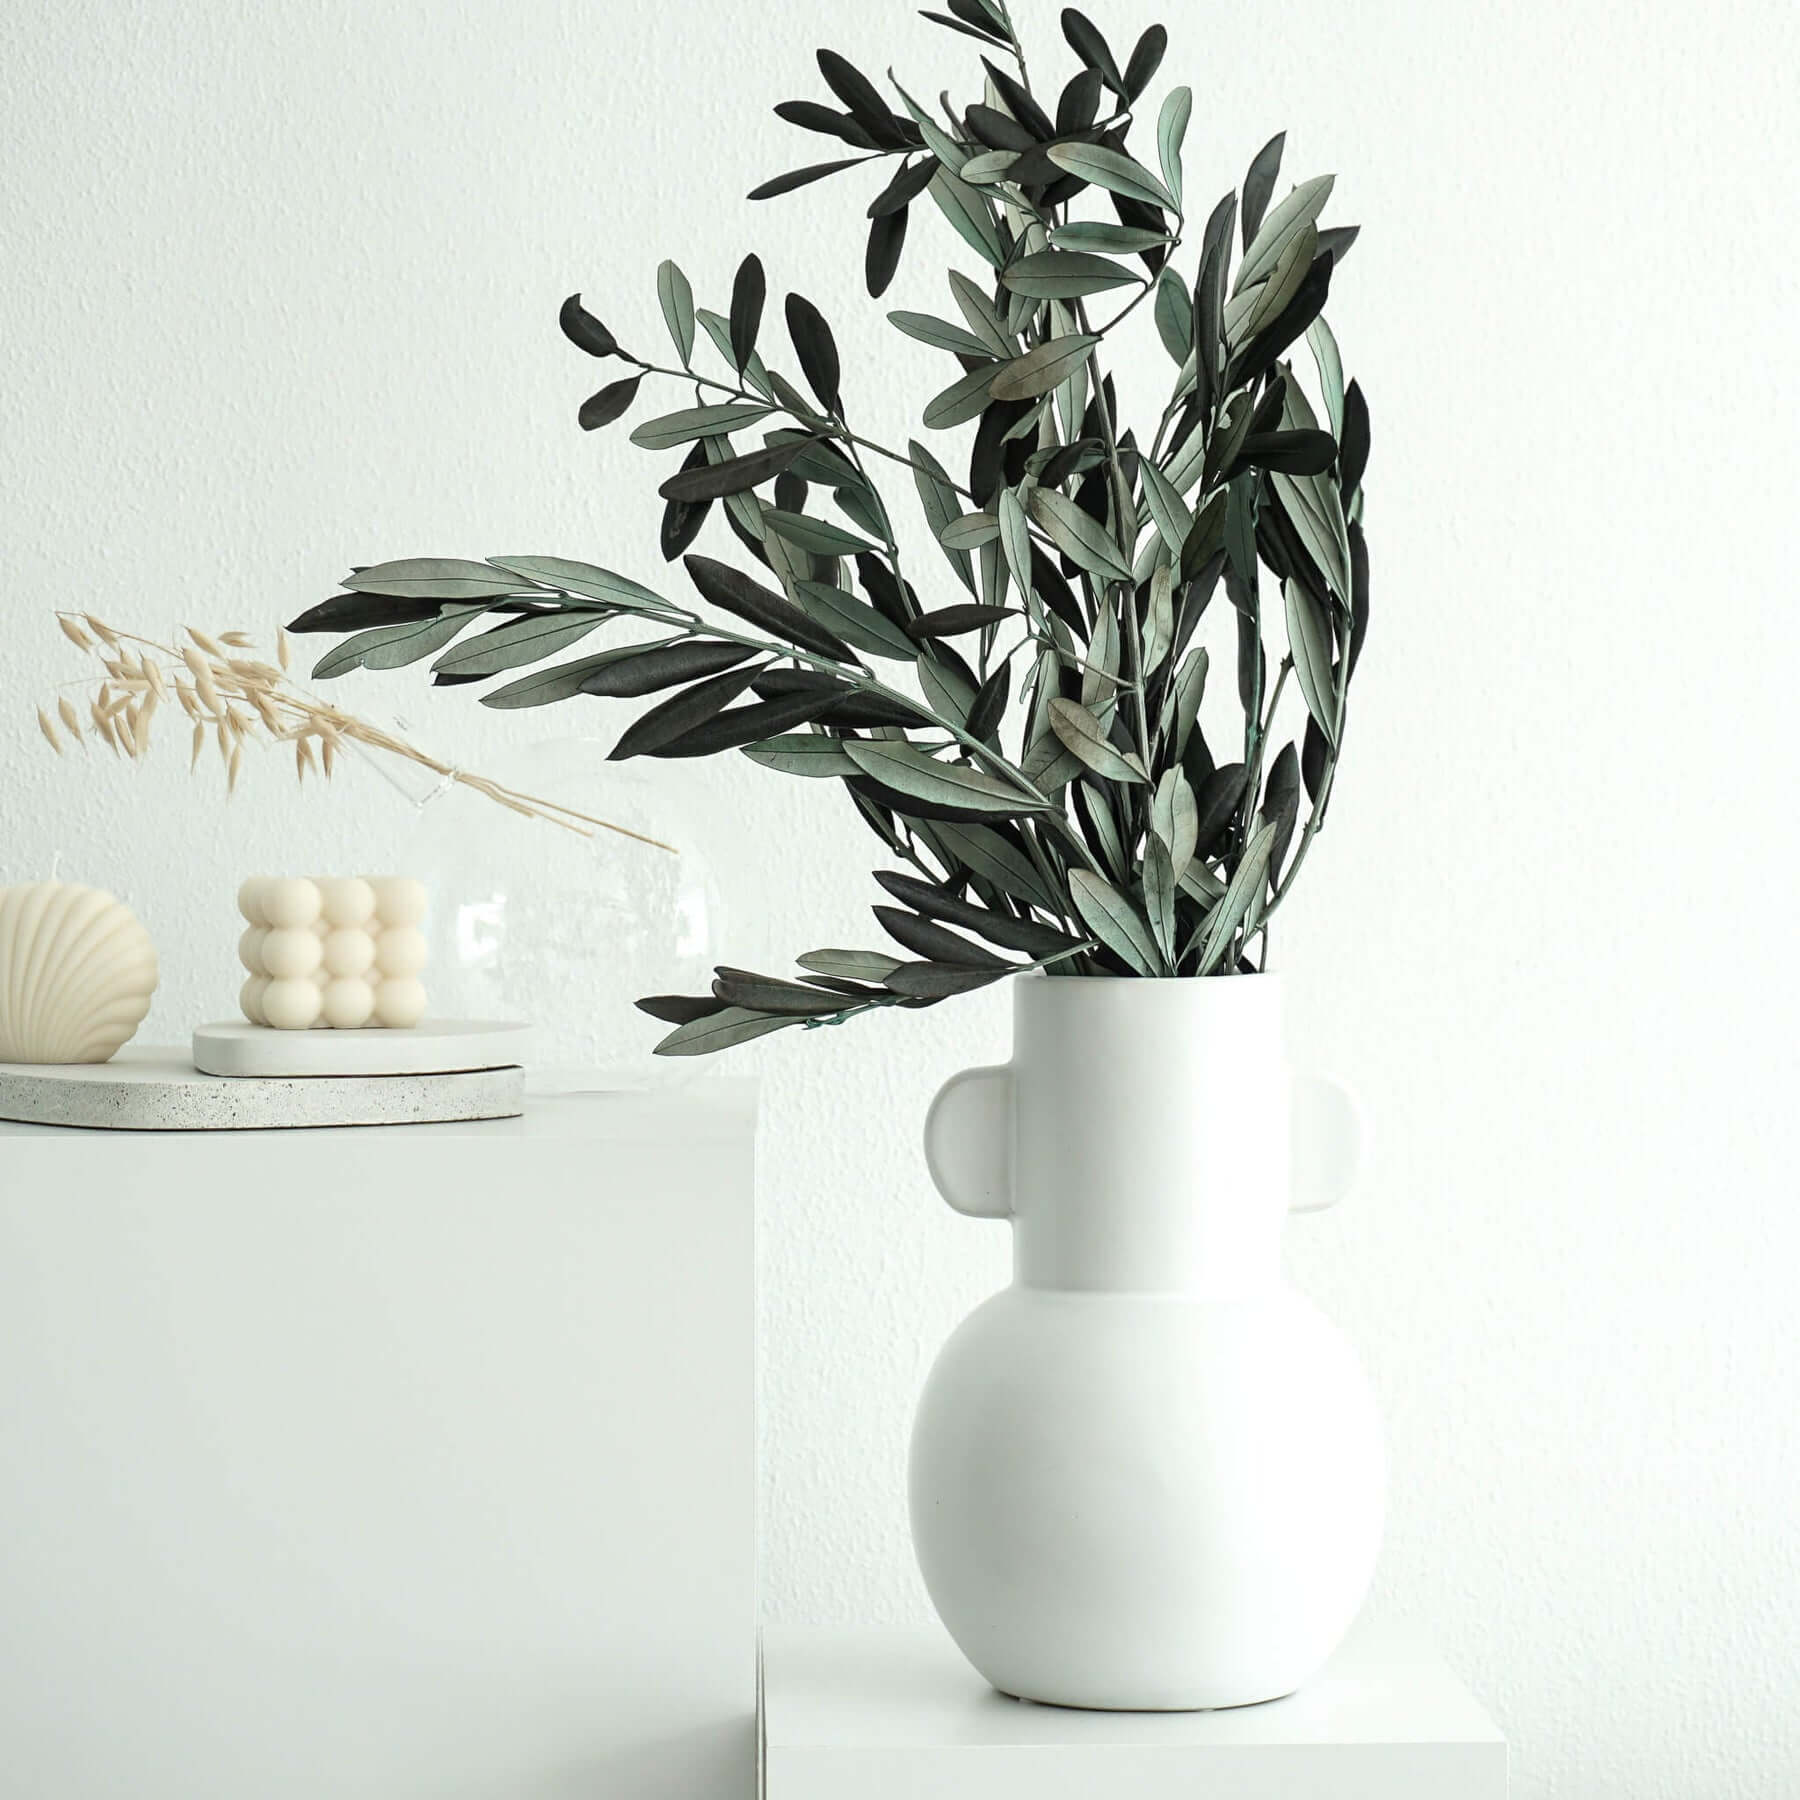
284,1,1371,1054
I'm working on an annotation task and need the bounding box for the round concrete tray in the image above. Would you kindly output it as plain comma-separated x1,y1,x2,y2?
0,1049,524,1132
192,1018,531,1078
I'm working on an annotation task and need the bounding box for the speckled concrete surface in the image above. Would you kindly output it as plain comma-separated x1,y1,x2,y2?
4,2,1799,1793
0,1050,524,1131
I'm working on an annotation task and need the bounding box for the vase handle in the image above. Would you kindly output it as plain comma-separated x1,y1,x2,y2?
1290,1073,1363,1214
923,1064,1014,1220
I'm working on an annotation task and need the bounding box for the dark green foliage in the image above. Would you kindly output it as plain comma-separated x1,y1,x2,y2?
296,5,1373,1052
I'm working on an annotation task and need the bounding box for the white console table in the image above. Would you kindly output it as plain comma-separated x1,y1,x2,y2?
760,1625,1507,1799
0,1082,757,1799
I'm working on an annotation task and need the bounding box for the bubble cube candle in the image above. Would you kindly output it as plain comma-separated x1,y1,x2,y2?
237,877,428,1030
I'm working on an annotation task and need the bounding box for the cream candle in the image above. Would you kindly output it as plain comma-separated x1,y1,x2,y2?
0,882,160,1063
237,877,428,1029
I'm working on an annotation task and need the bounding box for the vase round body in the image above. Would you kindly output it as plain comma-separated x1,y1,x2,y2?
909,974,1383,1711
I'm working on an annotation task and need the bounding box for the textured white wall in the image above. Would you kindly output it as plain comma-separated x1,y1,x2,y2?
4,2,1798,1795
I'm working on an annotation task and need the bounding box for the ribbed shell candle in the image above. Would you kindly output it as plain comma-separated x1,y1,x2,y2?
0,882,160,1063
237,877,427,1029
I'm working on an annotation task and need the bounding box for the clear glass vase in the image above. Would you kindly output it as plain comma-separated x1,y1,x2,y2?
398,739,721,1089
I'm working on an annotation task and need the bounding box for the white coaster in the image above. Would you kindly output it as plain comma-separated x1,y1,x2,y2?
192,1018,531,1079
0,1048,524,1132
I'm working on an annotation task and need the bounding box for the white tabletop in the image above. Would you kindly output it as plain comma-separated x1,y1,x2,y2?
0,1064,756,1141
761,1623,1506,1799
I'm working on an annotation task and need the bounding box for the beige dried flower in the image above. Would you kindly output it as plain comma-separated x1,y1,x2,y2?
38,611,669,849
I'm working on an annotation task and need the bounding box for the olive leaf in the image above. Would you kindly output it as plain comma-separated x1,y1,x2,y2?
1272,467,1352,602
797,948,903,983
870,157,937,217
1237,173,1334,291
713,970,855,1015
1307,315,1345,438
647,689,852,758
990,334,1100,401
1061,8,1126,97
1196,818,1279,972
874,906,1009,969
1151,766,1199,879
637,994,728,1025
749,158,870,200
1000,250,1137,300
874,871,1079,957
1241,132,1285,247
923,362,1003,429
923,0,1009,45
866,208,908,297
948,270,1015,354
928,168,1005,267
1235,429,1338,477
956,148,1020,186
776,99,879,148
885,961,1006,998
579,639,760,698
342,559,524,600
683,554,856,660
1030,488,1133,581
481,645,670,710
792,579,917,659
1260,740,1301,879
432,612,611,679
1284,577,1338,746
764,509,881,557
1068,868,1163,976
911,438,975,592
729,255,765,371
1051,221,1169,253
816,48,908,148
1123,23,1168,96
996,487,1032,597
888,311,996,358
906,602,1011,636
653,1006,800,1056
1044,142,1176,212
784,293,843,414
559,294,619,358
1341,379,1371,500
1049,698,1147,783
1140,457,1193,557
1154,266,1192,364
1157,85,1191,207
659,437,807,501
843,740,1042,814
1144,839,1178,962
608,665,766,760
936,513,1002,551
485,557,673,613
579,375,643,430
741,734,861,777
656,260,696,365
311,605,489,678
928,820,1063,912
630,403,777,450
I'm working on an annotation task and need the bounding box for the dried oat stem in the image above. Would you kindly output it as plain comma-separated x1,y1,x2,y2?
39,613,674,853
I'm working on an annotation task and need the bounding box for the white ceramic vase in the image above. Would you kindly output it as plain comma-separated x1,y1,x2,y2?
909,974,1384,1711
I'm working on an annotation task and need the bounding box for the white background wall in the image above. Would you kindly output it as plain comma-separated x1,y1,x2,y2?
4,2,1798,1794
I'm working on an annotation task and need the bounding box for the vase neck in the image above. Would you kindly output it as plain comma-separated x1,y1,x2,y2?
1006,977,1290,1297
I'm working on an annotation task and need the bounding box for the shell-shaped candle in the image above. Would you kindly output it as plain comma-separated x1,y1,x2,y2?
0,882,160,1064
